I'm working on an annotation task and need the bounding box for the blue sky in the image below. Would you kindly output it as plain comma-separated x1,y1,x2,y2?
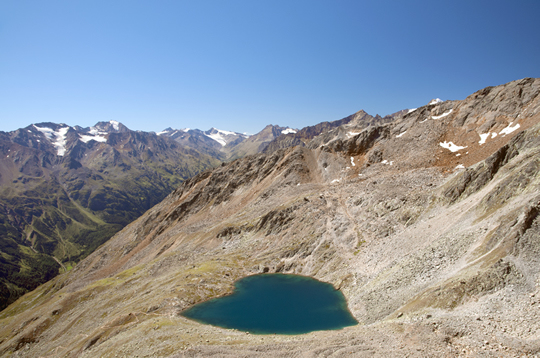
1,1,539,134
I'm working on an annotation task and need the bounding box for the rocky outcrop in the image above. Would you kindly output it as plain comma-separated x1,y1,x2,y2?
309,124,391,155
442,131,525,202
262,135,305,153
263,109,398,154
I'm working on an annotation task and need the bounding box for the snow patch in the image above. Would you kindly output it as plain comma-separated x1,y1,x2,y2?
350,157,355,167
214,128,236,136
81,126,109,143
440,141,467,152
381,160,394,165
396,131,407,138
347,132,360,137
206,132,227,146
88,127,108,136
455,164,465,169
331,179,340,184
79,134,107,143
33,125,55,139
281,128,297,134
407,108,417,113
157,129,171,136
428,98,443,105
109,120,120,131
205,128,240,146
499,122,520,136
478,130,501,144
55,127,69,156
478,133,490,145
34,125,70,156
432,109,453,119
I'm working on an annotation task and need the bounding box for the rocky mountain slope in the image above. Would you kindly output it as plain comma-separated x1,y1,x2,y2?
0,121,221,310
262,109,399,154
1,78,540,357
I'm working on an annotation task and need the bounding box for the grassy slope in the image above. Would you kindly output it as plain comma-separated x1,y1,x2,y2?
0,143,221,311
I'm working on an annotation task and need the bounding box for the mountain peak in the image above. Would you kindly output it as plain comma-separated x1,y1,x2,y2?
93,120,127,132
204,128,245,147
156,127,174,136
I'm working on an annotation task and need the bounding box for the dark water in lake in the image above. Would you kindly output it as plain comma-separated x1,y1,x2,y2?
180,273,358,334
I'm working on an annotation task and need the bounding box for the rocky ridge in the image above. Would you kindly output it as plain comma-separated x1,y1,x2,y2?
158,125,299,161
1,78,540,357
262,109,400,154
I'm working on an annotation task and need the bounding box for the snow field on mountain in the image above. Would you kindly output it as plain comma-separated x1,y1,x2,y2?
33,124,70,156
499,122,520,136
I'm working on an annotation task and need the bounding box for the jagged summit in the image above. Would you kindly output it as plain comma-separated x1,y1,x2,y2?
157,127,248,146
262,108,399,154
157,125,298,161
204,127,248,146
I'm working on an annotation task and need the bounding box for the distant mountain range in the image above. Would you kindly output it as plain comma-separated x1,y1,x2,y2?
0,120,222,309
156,125,298,160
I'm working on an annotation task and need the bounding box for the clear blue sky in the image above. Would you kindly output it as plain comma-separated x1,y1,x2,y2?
1,1,539,134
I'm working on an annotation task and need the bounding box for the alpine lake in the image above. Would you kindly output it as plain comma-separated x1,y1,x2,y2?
180,273,358,335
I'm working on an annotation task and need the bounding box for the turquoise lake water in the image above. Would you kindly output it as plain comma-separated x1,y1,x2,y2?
180,273,358,334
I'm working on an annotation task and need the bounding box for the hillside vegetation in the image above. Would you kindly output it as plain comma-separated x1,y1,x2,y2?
0,123,220,310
